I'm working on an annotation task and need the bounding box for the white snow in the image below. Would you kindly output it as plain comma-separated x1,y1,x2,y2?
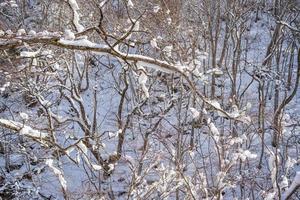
35,31,49,37
280,176,289,190
232,150,257,162
28,30,36,36
236,115,251,125
91,164,102,170
230,105,240,118
189,107,200,119
76,140,105,171
20,51,39,58
29,35,186,75
68,0,85,32
9,0,18,8
137,67,149,98
153,5,160,13
65,146,75,156
53,63,61,70
135,60,174,73
77,141,88,155
19,126,48,138
63,29,75,40
267,150,279,192
5,30,13,35
108,129,121,138
58,38,105,49
3,82,10,88
39,30,50,36
245,102,252,111
207,68,223,76
166,17,172,25
99,0,107,7
265,192,276,200
107,163,115,172
0,2,7,7
209,100,222,110
285,157,297,171
150,38,158,49
208,119,220,142
229,137,243,145
133,21,139,32
20,112,29,120
163,45,173,57
41,50,53,58
242,150,257,159
16,29,26,36
40,99,52,107
195,49,208,60
127,0,134,8
68,0,79,10
45,159,67,191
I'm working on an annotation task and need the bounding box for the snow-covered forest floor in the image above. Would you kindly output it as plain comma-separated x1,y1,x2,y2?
0,0,300,199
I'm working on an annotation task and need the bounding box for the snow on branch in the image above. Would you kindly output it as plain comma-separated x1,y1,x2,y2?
45,159,67,192
0,34,184,74
0,33,251,124
67,0,85,32
0,118,48,138
59,38,103,48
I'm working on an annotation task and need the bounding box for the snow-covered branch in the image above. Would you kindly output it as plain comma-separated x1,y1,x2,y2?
0,33,251,124
0,34,182,73
45,159,68,195
0,118,48,138
67,0,85,32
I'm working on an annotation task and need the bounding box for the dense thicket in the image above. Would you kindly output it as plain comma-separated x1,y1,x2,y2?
0,0,299,199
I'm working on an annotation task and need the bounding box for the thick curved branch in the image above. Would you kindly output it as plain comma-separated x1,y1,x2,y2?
0,34,182,73
0,34,249,123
